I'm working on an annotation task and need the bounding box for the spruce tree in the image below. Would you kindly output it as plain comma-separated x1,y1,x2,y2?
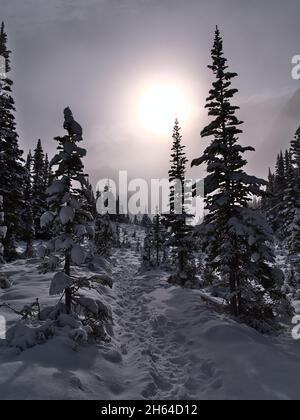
286,126,300,259
142,226,154,268
32,139,47,238
270,151,287,234
152,213,165,266
141,213,152,228
40,108,96,314
43,153,51,189
282,150,297,239
23,151,35,257
291,126,300,175
263,169,275,211
0,22,25,260
192,27,291,328
168,118,188,215
95,214,115,257
165,118,196,285
291,126,300,207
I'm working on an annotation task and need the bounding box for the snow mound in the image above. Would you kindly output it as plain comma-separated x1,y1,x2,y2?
59,206,75,225
50,272,74,296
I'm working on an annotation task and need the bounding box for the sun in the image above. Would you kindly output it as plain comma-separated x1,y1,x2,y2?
137,84,192,136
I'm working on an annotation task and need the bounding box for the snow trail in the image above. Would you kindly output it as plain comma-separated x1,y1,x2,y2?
110,247,222,400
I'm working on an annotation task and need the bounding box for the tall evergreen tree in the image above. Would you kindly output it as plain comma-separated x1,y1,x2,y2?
282,150,297,238
40,108,95,314
95,214,115,257
291,126,300,206
43,153,51,189
140,213,152,227
32,139,47,238
192,27,291,328
168,118,188,215
23,151,35,257
165,118,196,285
261,169,275,213
291,126,300,174
152,213,165,266
0,22,25,260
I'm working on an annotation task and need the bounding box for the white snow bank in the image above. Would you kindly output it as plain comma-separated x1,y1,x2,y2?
50,272,74,296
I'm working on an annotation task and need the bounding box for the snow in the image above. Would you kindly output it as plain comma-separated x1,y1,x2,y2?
49,272,74,296
46,180,65,196
40,211,54,228
71,244,86,265
59,206,75,225
0,225,7,239
1,231,300,400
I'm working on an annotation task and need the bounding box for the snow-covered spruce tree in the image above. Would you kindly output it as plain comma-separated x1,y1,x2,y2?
281,150,298,240
32,139,48,239
43,154,52,190
270,151,287,235
152,213,165,266
40,108,112,338
192,27,292,329
261,169,275,214
95,213,115,257
22,151,35,257
291,126,300,178
0,195,7,263
0,22,25,260
165,118,196,286
287,210,300,265
290,126,300,211
141,226,154,268
140,213,152,228
284,126,300,268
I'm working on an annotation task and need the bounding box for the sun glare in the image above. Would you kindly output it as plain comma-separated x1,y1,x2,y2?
137,83,192,136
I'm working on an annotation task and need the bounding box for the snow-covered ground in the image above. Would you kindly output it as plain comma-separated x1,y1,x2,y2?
1,232,300,400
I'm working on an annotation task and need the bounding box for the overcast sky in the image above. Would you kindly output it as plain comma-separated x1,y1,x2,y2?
2,0,300,184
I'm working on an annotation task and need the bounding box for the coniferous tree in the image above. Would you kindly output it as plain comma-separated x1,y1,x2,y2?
282,150,297,238
152,213,165,266
261,169,275,213
165,118,196,285
0,22,25,260
40,108,98,314
23,151,35,257
43,153,51,189
285,126,300,260
291,126,300,175
142,226,154,268
270,151,287,234
140,213,152,228
95,214,115,257
192,27,291,328
32,139,47,238
291,126,300,207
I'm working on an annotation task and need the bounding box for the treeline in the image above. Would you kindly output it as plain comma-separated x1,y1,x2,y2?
262,128,300,255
